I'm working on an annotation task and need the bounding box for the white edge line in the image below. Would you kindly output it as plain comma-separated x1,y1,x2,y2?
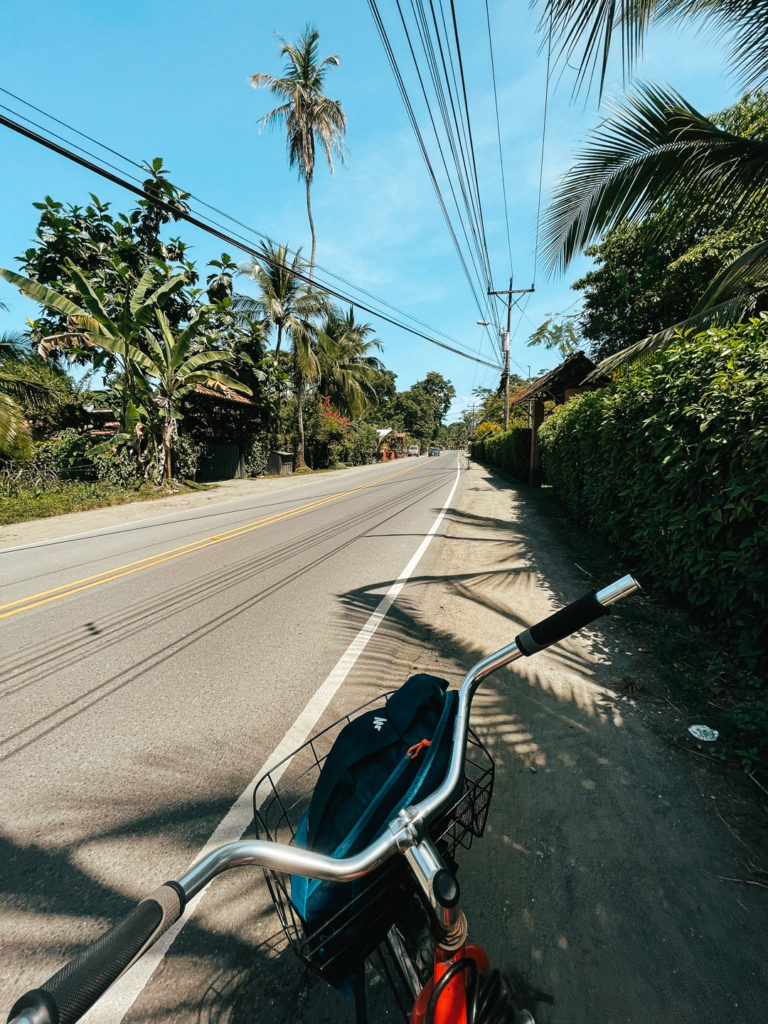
82,455,461,1023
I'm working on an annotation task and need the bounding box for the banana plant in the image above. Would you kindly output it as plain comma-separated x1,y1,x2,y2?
0,263,253,483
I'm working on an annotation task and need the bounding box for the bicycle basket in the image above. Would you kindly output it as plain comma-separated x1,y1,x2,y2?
252,691,494,982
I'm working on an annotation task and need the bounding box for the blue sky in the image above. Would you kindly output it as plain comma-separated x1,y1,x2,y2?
0,1,736,418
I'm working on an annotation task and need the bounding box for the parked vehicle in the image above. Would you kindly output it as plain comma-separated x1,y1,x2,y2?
428,445,440,457
6,577,639,1024
407,445,420,456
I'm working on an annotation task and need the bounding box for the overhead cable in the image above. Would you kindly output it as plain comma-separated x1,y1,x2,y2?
533,13,553,284
484,0,514,279
367,1,498,337
0,110,502,371
0,87,490,361
367,0,500,341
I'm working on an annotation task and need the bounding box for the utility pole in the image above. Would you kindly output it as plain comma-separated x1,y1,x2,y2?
487,278,534,430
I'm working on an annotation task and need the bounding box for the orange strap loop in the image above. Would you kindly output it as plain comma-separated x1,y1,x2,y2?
406,739,432,760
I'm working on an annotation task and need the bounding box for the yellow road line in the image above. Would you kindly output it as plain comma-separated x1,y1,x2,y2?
1,461,423,620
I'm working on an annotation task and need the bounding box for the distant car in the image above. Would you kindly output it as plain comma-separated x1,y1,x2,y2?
407,445,420,457
428,445,440,457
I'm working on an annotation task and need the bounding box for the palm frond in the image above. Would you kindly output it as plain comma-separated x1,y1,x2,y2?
129,264,158,317
657,0,768,92
588,293,756,377
184,371,253,395
541,83,768,273
537,0,659,97
692,236,768,310
62,261,114,328
0,392,33,459
0,371,59,408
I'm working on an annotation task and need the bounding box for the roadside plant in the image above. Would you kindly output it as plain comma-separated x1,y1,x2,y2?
538,318,768,665
0,263,252,483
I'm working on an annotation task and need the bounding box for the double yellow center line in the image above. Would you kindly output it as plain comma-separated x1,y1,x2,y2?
1,462,423,620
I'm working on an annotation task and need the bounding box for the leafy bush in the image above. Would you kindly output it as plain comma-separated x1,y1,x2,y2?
347,422,380,465
244,436,269,477
538,318,768,667
35,428,95,480
470,426,531,480
90,443,141,487
173,434,202,481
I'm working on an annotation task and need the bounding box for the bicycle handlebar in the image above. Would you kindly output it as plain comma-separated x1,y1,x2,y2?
515,575,638,655
7,575,639,1024
7,884,185,1024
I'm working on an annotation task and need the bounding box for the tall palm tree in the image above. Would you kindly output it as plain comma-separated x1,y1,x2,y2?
537,0,768,371
316,307,384,418
250,25,347,280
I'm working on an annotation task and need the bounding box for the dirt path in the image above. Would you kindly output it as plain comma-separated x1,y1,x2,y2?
406,458,766,1024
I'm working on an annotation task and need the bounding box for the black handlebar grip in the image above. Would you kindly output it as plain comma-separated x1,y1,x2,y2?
515,591,608,656
7,882,185,1024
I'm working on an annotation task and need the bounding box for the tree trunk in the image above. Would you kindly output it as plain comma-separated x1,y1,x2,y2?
159,417,177,485
306,178,316,282
295,356,307,469
275,323,283,356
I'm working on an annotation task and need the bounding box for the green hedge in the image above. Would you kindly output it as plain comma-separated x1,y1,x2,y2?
469,426,531,480
538,319,768,667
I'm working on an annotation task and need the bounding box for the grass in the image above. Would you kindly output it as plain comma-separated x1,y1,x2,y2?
0,478,212,525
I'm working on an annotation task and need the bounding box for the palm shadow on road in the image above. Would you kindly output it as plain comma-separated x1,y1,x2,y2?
3,462,766,1024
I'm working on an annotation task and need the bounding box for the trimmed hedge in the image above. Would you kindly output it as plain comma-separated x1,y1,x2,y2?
470,426,531,480
538,319,768,667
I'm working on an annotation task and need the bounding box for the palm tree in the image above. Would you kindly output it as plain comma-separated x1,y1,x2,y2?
250,25,347,280
537,0,768,371
238,243,328,467
537,1,768,100
0,265,251,482
316,307,384,418
237,242,318,355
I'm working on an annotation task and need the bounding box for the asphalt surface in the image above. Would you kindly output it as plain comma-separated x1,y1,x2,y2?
2,456,766,1024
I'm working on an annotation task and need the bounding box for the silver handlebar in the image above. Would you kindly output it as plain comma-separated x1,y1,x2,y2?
178,574,640,899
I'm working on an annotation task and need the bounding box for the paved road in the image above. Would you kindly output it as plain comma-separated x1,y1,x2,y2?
3,455,766,1024
1,455,462,1021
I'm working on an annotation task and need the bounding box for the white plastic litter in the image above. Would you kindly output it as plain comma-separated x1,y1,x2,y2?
688,724,719,742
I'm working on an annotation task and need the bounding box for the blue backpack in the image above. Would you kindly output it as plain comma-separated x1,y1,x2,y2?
290,673,459,1001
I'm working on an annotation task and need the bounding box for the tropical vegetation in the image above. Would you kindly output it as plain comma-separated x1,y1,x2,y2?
537,0,768,372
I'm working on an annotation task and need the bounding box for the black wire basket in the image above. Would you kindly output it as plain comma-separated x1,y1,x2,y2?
252,691,495,984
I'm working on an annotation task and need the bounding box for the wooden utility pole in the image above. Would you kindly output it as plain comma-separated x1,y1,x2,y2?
488,278,534,429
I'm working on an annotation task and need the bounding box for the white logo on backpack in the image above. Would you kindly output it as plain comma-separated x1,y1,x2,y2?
372,716,387,732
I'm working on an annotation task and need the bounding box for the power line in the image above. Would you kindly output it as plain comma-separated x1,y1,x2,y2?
367,1,500,337
0,87,494,363
484,0,514,279
533,12,553,284
367,1,498,335
446,0,494,290
0,110,502,371
414,0,490,291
